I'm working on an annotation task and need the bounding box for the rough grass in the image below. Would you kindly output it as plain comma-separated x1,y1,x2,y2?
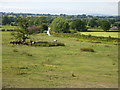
2,32,118,88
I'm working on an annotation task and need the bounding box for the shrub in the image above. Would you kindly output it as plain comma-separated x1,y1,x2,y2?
40,23,48,32
32,41,65,47
27,25,41,34
27,53,33,56
1,29,5,31
13,49,18,52
21,52,33,56
81,48,95,52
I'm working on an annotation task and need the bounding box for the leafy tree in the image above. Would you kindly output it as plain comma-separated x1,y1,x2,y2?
2,16,17,25
46,17,54,24
51,17,70,33
2,16,11,25
100,20,111,31
113,23,120,29
12,17,31,42
82,19,88,26
33,17,47,26
27,25,41,34
108,19,116,25
88,18,98,28
40,23,48,32
70,19,87,32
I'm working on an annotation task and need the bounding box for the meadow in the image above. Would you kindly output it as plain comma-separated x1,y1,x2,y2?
2,31,118,88
0,25,18,31
80,32,118,38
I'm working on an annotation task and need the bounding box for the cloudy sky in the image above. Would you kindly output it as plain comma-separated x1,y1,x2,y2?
0,0,119,15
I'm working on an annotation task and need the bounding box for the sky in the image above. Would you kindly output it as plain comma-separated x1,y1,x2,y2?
0,0,119,15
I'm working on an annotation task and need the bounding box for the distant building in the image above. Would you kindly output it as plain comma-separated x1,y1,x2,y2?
111,26,118,29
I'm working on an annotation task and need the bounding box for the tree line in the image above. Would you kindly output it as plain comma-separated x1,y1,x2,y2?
1,15,120,42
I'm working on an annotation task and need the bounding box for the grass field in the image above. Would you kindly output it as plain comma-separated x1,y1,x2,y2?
2,32,118,88
80,32,118,38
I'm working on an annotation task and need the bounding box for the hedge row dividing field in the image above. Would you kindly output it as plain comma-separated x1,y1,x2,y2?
2,32,118,88
0,25,18,31
53,33,119,43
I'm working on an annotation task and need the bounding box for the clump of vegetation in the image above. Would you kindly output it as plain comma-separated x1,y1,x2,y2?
70,19,87,32
13,49,18,52
1,29,5,31
51,17,70,33
17,72,28,75
80,48,95,52
91,41,101,43
32,41,65,47
105,45,110,47
18,67,29,69
21,52,33,56
100,20,111,31
27,25,41,34
27,53,33,56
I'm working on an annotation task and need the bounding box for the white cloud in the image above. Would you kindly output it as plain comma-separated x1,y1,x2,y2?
0,0,118,15
1,0,119,3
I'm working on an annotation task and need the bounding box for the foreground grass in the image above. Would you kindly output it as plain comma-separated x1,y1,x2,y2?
2,32,118,88
80,32,118,38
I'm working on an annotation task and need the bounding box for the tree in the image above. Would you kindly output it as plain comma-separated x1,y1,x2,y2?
100,20,111,31
32,17,47,26
40,23,48,32
88,18,98,28
27,25,41,34
113,23,120,29
51,17,70,33
70,19,87,32
12,17,31,42
2,16,11,25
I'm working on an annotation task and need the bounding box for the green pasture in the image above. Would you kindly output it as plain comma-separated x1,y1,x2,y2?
0,25,18,30
2,32,118,88
88,28,119,32
80,32,118,38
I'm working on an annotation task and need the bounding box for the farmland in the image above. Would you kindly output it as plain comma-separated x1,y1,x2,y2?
1,2,120,89
80,32,118,38
0,25,18,31
2,31,118,88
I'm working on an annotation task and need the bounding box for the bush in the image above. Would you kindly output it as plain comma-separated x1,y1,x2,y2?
1,29,5,31
21,51,33,56
40,23,48,32
32,41,65,47
27,25,41,34
81,48,95,52
13,49,18,52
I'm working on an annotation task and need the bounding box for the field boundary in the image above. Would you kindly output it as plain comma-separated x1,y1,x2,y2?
53,33,120,42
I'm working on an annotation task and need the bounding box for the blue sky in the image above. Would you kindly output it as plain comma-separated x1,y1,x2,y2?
0,0,119,15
